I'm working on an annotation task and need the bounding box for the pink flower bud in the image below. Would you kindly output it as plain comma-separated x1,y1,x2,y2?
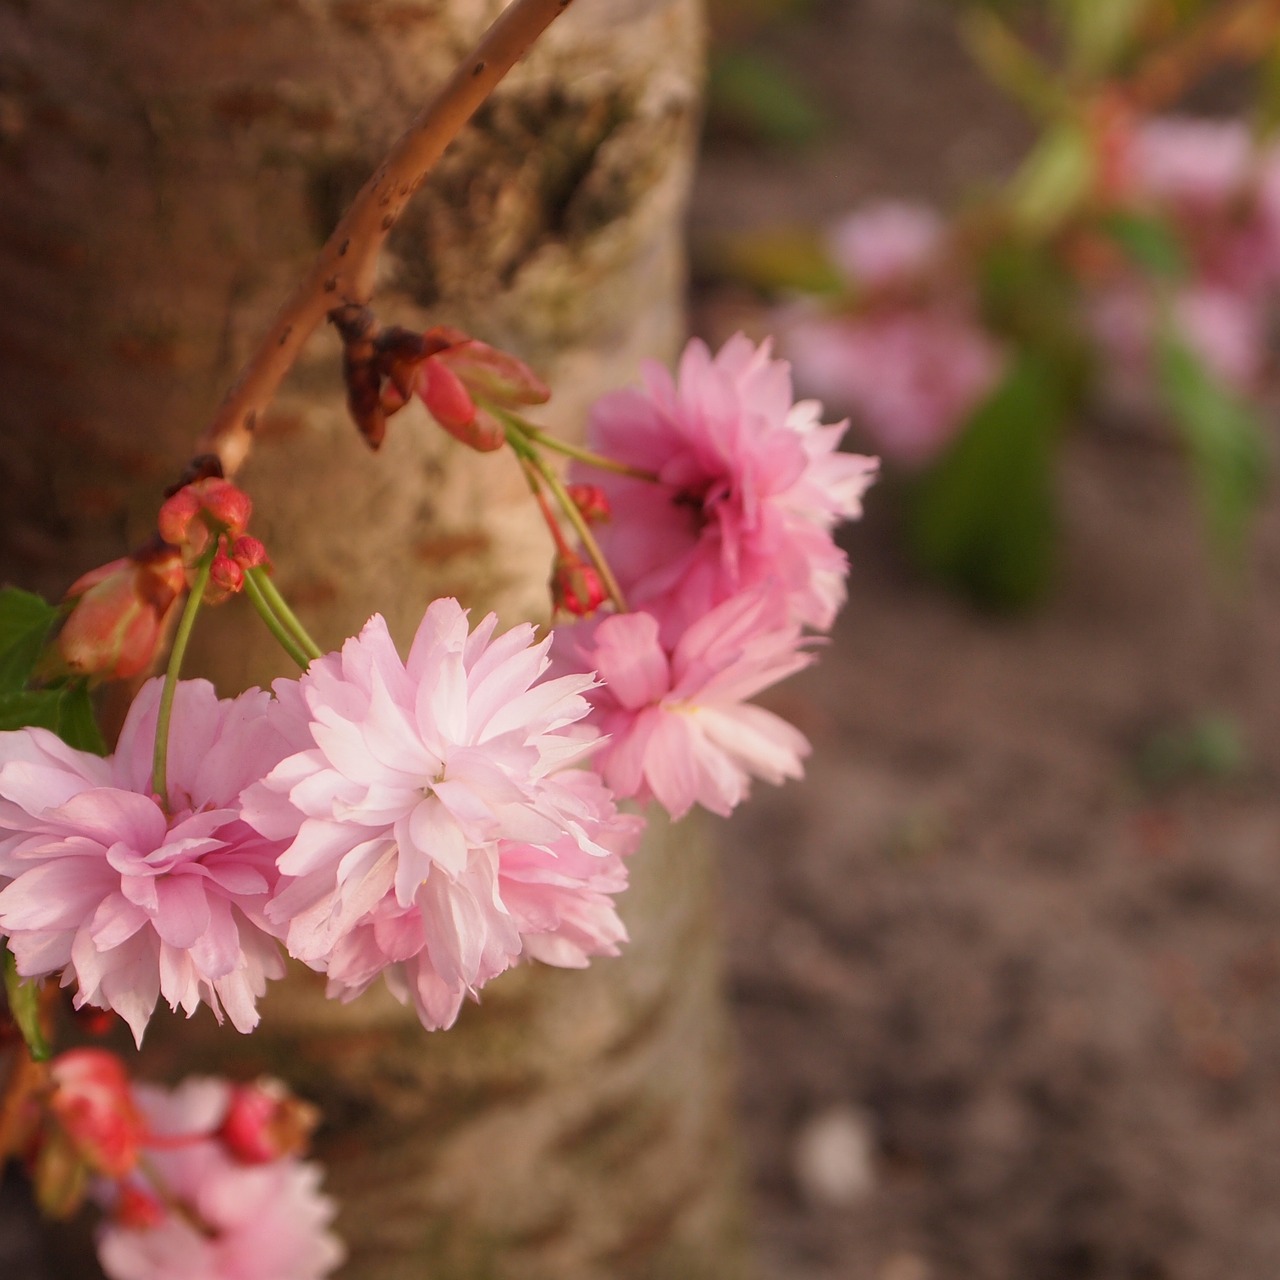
551,553,607,617
113,1183,166,1230
156,488,201,548
48,1049,146,1179
418,357,477,433
209,550,245,595
231,536,269,571
56,545,186,682
432,338,551,407
158,478,253,559
218,1078,319,1165
565,483,611,524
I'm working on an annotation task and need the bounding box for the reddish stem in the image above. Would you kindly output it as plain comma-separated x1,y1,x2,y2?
198,0,577,476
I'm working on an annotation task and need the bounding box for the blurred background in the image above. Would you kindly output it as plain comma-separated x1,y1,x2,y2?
695,2,1280,1278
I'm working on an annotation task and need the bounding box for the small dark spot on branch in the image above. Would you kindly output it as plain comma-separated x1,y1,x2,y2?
324,277,337,292
381,213,395,230
278,326,292,346
245,410,258,433
472,60,486,77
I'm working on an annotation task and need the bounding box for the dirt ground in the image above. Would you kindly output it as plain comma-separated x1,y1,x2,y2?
697,3,1280,1279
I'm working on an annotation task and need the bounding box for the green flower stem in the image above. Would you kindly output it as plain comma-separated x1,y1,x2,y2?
247,567,324,662
152,550,214,808
513,420,659,482
506,426,627,612
243,571,312,671
526,447,628,613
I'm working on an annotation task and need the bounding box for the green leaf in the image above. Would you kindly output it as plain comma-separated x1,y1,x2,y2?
0,688,66,732
0,588,58,695
3,942,51,1061
1101,211,1187,281
1155,331,1268,562
708,48,826,147
1010,122,1095,235
1059,0,1152,77
906,352,1063,609
56,683,107,756
0,683,106,753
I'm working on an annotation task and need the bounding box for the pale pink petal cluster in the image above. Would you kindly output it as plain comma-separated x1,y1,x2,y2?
242,599,639,1030
825,200,945,290
1129,116,1255,213
556,586,812,820
575,334,877,642
786,308,1004,467
0,681,295,1045
96,1078,343,1280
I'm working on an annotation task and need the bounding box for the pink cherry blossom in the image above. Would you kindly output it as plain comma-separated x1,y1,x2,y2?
0,680,296,1045
1087,281,1265,400
556,586,813,820
785,308,1004,467
96,1078,343,1280
826,200,945,290
574,334,876,643
1129,116,1254,213
242,599,638,1030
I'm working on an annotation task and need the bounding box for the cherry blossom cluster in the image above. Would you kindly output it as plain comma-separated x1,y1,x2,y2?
14,1048,341,1280
0,333,872,1050
1086,115,1280,407
781,202,1006,468
553,334,877,817
776,115,1280,471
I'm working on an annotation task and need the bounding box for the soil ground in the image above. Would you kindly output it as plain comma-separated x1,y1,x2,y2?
696,4,1280,1279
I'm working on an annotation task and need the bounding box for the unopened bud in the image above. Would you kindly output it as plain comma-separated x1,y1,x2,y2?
565,483,611,524
158,478,253,559
55,546,186,682
418,357,478,434
114,1183,166,1231
551,553,607,617
231,536,269,571
432,338,550,408
48,1049,146,1179
219,1078,319,1165
209,551,244,595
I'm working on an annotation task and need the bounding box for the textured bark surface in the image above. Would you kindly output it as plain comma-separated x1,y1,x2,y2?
0,2,749,1276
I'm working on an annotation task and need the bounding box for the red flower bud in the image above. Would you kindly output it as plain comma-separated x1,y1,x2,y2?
565,483,611,524
114,1183,166,1230
218,1078,319,1165
432,338,550,408
158,478,253,560
231,536,269,571
418,357,478,434
55,545,186,682
48,1049,146,1179
551,552,607,617
209,550,244,595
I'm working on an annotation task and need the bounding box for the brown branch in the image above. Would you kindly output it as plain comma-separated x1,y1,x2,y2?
198,0,577,477
1127,0,1280,112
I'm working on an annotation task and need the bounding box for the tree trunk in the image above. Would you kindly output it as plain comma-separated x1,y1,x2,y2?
0,2,750,1276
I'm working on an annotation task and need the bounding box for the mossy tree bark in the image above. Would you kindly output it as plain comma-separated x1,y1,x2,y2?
0,2,750,1277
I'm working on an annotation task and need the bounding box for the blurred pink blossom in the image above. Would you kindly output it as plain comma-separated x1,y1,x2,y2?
96,1078,342,1280
556,586,812,820
785,309,1004,467
1129,116,1255,212
825,200,945,290
0,681,295,1045
574,335,876,644
243,599,636,1030
1087,281,1266,398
